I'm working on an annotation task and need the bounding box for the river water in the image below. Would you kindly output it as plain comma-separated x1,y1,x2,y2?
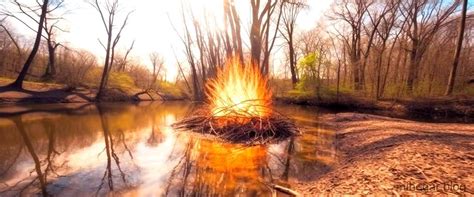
0,102,336,196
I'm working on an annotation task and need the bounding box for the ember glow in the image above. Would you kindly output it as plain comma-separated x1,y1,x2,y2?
206,59,272,118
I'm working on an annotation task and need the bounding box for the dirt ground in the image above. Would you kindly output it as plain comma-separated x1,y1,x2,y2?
0,78,167,103
295,113,474,196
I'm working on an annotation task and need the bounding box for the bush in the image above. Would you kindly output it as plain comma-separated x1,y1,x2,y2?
107,72,137,93
55,50,98,88
83,69,137,93
156,81,187,99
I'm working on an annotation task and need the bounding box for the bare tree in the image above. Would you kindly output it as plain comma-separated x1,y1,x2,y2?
378,1,405,98
3,0,66,80
204,25,226,76
172,4,202,101
249,0,279,71
173,51,192,95
1,0,50,89
400,0,459,94
280,0,307,87
222,0,281,75
0,22,22,57
223,0,244,62
332,0,373,91
191,19,208,85
116,40,135,72
149,52,164,89
0,22,23,75
445,0,468,95
316,42,328,99
260,0,284,76
369,0,400,99
89,0,133,100
329,32,343,102
298,28,319,57
360,0,393,91
42,3,67,80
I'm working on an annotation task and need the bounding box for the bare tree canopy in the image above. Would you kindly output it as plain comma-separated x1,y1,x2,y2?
89,0,134,100
0,0,472,100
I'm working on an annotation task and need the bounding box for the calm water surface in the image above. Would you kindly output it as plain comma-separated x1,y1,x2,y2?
0,102,336,196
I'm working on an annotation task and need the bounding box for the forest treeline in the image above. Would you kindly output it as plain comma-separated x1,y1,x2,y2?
175,0,474,100
0,0,472,101
0,0,181,99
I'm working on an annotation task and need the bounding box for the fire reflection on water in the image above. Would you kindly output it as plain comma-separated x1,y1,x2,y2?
0,102,335,196
163,139,271,196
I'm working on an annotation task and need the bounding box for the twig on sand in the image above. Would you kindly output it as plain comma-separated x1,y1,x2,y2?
271,184,300,196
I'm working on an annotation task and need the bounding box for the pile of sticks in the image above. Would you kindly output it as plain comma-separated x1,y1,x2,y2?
172,104,299,145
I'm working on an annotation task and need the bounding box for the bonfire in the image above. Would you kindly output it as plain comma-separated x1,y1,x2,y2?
172,59,299,145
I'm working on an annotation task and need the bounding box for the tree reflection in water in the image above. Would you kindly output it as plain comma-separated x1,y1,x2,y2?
96,105,134,195
0,103,336,196
146,118,164,146
0,104,138,196
0,116,61,196
281,137,295,182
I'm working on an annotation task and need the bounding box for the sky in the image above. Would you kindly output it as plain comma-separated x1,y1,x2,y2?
5,0,333,81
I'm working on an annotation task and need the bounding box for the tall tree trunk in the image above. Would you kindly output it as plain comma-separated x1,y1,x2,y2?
406,40,420,94
97,23,113,100
342,45,347,87
224,0,244,63
351,55,361,90
289,37,298,87
43,43,57,80
103,43,116,88
406,3,420,94
49,45,56,76
350,31,362,90
190,62,201,101
336,58,341,103
250,21,262,68
380,27,403,98
398,43,409,97
326,63,330,86
445,0,468,96
6,0,49,89
316,47,323,99
375,48,384,100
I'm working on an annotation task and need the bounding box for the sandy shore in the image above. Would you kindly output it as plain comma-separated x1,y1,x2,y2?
295,113,474,196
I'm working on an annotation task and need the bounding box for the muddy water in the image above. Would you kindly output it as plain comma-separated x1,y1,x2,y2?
0,102,336,196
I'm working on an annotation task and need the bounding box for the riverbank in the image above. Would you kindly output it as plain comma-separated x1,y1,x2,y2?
0,79,187,103
275,94,474,123
294,113,474,196
1,79,472,123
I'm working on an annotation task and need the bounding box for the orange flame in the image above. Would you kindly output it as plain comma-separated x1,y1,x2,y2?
206,59,272,118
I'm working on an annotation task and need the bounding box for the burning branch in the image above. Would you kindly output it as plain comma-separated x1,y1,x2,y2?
173,58,299,145
173,107,299,145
